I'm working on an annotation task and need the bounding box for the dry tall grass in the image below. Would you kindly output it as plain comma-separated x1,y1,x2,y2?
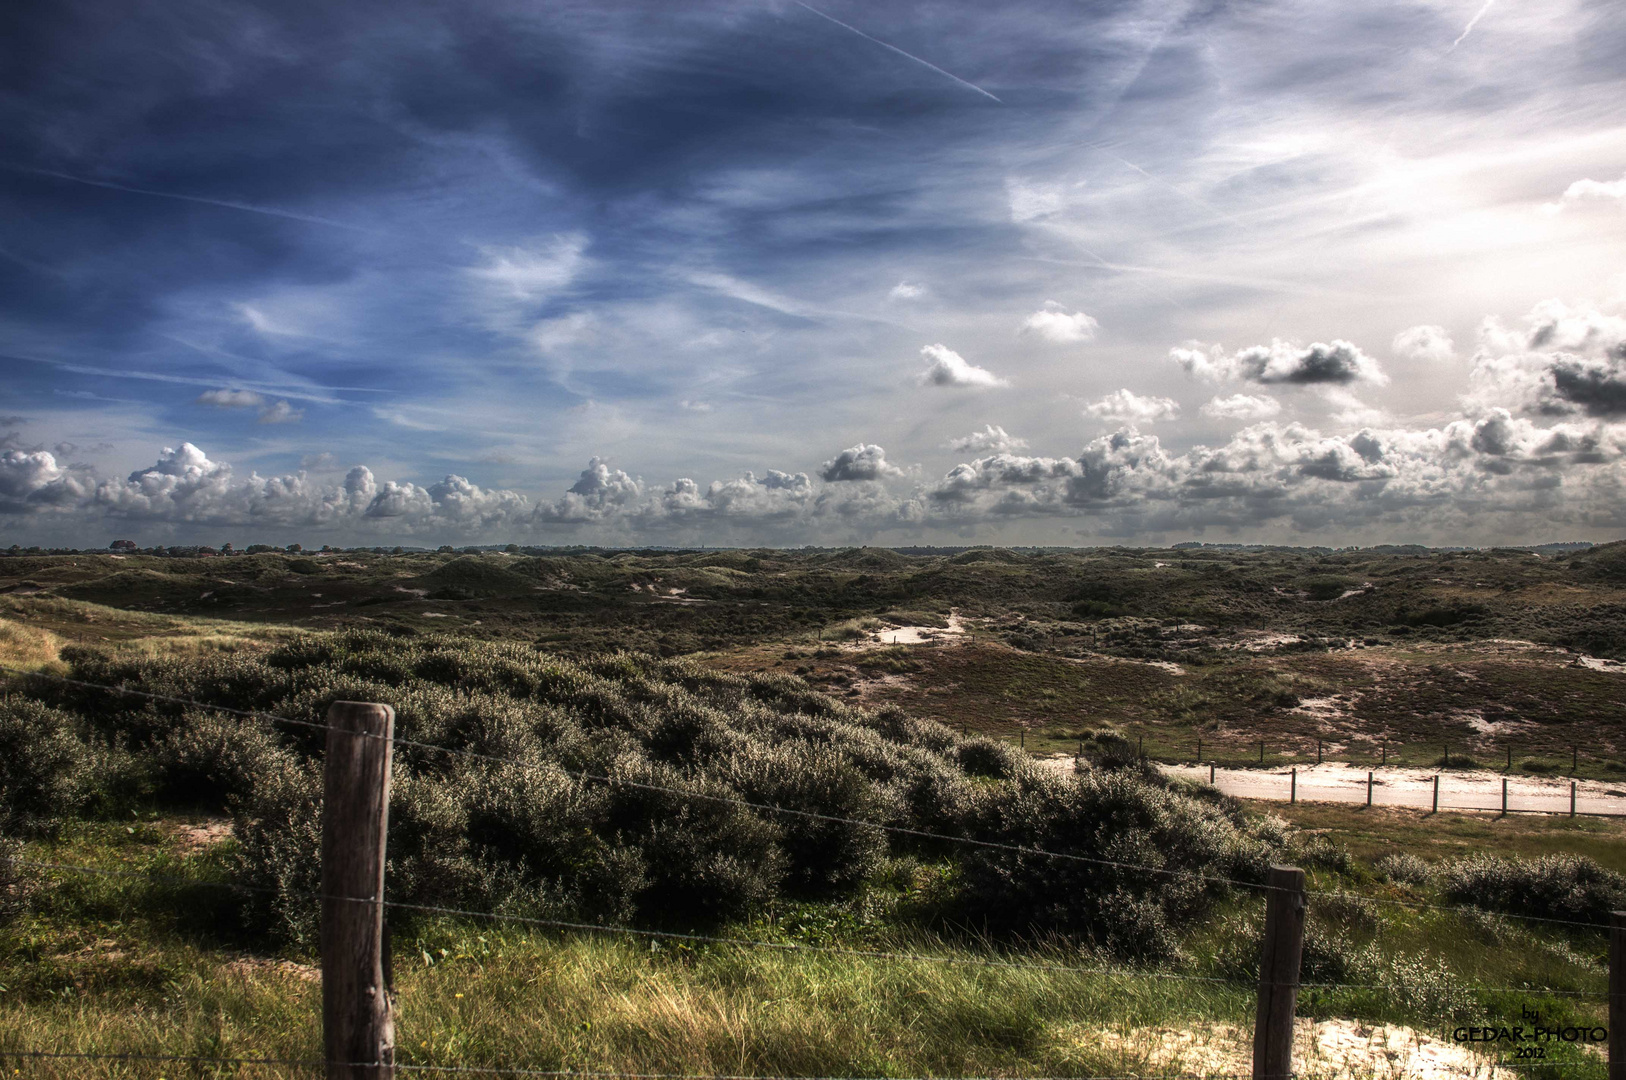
0,616,60,670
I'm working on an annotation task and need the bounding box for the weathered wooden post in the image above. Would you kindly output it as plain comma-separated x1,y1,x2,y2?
1432,774,1439,814
1290,768,1296,804
1366,770,1373,807
1253,865,1306,1080
1572,781,1578,818
1316,739,1321,764
1611,911,1625,1080
1210,761,1217,784
1501,777,1508,816
322,702,396,1080
1259,740,1265,765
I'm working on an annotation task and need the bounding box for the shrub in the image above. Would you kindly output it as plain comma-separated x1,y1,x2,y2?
1439,853,1626,923
1374,852,1432,887
28,629,1290,951
0,696,90,834
955,768,1270,961
152,711,297,809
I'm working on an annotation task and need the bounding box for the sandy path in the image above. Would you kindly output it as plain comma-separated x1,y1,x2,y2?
875,612,967,645
1041,758,1626,816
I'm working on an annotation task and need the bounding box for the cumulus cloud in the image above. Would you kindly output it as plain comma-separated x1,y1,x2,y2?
1200,393,1281,421
917,344,1009,388
1019,302,1099,344
0,449,91,513
1540,173,1626,215
819,443,903,482
1173,339,1387,386
888,281,927,300
1393,325,1455,362
1082,389,1180,424
1466,299,1626,418
947,424,1028,453
537,457,642,523
196,389,266,408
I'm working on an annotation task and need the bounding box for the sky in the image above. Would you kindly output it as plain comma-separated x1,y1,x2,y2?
3,0,1626,549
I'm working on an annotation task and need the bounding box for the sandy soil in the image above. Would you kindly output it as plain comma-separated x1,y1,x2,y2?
1088,1017,1533,1078
874,612,968,645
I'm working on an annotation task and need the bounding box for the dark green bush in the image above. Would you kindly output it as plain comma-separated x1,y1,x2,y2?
23,630,1285,953
955,768,1271,960
0,696,91,834
1440,853,1626,923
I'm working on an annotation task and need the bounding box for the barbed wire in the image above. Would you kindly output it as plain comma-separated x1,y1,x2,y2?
13,857,1608,999
0,664,1612,932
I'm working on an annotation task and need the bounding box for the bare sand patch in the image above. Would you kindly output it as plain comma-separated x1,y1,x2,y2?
1082,1017,1520,1078
172,820,232,853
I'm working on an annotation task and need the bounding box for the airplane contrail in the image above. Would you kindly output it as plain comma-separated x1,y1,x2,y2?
791,1,1002,103
5,165,372,232
1447,0,1495,52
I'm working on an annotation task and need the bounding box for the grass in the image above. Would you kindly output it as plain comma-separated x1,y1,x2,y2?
1242,801,1626,873
3,812,1612,1079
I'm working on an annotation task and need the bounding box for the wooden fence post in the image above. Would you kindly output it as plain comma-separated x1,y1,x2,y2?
322,701,397,1080
1253,865,1306,1080
1611,911,1625,1080
1432,774,1439,814
1365,770,1373,807
1290,768,1296,804
1501,777,1508,816
1573,781,1579,818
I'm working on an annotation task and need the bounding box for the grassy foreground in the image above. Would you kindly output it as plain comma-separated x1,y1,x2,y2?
2,817,1613,1079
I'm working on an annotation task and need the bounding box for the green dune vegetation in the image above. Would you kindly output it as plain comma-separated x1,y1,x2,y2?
2,544,1624,1075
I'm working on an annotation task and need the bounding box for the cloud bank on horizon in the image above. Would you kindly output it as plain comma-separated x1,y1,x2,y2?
2,0,1624,548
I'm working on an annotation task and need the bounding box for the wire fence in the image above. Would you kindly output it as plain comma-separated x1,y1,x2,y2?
0,663,1616,1079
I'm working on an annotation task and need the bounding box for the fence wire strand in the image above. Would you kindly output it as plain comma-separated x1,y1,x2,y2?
13,857,1608,999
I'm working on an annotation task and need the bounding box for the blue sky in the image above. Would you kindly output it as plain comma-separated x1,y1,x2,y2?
3,0,1625,547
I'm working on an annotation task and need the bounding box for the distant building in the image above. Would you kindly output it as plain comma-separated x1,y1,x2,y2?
109,539,138,552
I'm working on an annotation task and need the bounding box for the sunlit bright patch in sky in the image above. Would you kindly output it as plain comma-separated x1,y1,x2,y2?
1,0,1624,547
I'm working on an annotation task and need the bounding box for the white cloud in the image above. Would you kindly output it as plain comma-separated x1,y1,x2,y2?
1083,389,1180,424
196,389,266,409
467,234,587,301
947,424,1028,453
1319,388,1388,428
1540,173,1626,215
819,443,903,482
678,399,713,412
917,344,1009,388
1465,299,1626,419
537,457,641,523
1393,325,1455,363
1200,393,1282,421
1173,339,1387,386
256,400,303,425
1005,177,1067,223
1019,302,1099,344
888,281,927,301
